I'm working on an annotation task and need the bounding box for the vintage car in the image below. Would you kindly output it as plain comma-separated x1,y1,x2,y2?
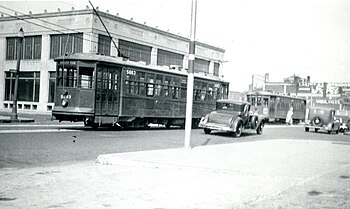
335,115,350,132
304,107,340,134
198,99,265,137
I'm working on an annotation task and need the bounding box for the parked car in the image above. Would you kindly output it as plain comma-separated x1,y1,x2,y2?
304,107,340,134
198,99,265,137
335,115,350,132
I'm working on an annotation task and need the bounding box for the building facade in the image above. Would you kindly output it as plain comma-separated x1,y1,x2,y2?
0,8,225,113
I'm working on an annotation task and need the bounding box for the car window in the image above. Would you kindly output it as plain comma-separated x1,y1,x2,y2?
217,103,244,111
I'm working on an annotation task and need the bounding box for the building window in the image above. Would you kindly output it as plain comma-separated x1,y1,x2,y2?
119,39,151,64
50,33,83,59
214,62,220,76
194,58,210,74
5,72,40,102
48,72,56,103
6,36,42,60
98,34,111,56
157,49,183,67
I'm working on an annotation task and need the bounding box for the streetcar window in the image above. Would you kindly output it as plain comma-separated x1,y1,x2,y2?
147,78,154,96
213,84,220,101
257,97,262,106
137,72,146,95
251,97,257,106
263,98,268,107
79,67,93,89
172,77,180,99
201,82,207,101
57,67,77,88
207,84,214,101
194,80,201,101
180,78,187,99
155,74,163,96
114,73,118,91
163,76,171,97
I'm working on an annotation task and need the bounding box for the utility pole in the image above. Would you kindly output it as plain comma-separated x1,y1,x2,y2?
11,28,24,121
184,0,197,149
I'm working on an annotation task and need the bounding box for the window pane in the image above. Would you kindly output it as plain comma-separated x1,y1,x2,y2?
119,39,151,64
194,58,210,74
34,36,42,59
6,38,16,60
49,72,56,102
98,34,111,56
24,37,33,59
157,49,183,67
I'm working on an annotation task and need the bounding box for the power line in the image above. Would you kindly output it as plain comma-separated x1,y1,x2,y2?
0,6,114,53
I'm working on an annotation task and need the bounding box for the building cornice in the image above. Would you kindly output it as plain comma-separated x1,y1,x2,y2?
0,8,225,53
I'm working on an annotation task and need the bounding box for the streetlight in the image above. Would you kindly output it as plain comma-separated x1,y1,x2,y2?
10,28,24,121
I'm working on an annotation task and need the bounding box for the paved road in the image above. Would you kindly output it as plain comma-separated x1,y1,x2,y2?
0,122,349,168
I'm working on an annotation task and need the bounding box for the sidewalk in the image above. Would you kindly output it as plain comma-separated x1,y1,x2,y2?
0,110,52,123
1,139,350,209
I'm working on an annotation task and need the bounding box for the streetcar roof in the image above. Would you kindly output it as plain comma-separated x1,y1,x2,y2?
216,99,250,105
54,53,228,83
247,91,306,100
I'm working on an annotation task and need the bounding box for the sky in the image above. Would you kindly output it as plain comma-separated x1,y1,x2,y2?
1,0,350,91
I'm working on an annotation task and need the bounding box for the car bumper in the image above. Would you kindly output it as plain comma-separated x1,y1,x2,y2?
198,122,234,132
304,124,335,131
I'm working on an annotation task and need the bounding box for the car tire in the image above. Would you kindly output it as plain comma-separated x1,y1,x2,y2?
204,128,211,134
251,116,258,129
233,123,242,138
305,127,310,132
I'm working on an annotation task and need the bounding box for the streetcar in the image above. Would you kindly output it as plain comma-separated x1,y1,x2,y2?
52,53,229,128
246,91,306,123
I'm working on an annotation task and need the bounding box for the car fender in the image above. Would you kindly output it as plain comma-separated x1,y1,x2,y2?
231,116,243,131
256,116,265,128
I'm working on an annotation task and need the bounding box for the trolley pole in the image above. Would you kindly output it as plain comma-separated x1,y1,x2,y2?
184,0,197,149
11,28,24,121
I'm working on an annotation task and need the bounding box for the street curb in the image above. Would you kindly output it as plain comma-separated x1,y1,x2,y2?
0,117,35,123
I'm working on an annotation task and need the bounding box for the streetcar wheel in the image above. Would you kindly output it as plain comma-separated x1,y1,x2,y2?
233,123,242,138
204,128,211,134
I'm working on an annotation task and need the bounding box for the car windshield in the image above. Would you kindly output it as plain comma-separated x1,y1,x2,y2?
217,103,245,111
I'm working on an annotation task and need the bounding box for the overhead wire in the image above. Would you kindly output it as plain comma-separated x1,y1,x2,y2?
0,5,115,55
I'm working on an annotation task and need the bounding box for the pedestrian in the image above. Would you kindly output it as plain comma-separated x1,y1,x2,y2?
286,106,293,125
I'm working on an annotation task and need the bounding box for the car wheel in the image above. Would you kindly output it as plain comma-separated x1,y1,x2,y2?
251,116,258,129
305,127,310,132
315,128,319,132
234,123,242,138
204,128,211,134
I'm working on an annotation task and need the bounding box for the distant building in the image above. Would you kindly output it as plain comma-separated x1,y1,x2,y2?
0,7,225,113
250,73,350,115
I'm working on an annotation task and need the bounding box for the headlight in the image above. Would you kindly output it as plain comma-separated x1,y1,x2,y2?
200,114,209,124
62,99,68,107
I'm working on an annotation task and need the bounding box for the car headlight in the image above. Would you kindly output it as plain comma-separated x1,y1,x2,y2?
62,99,68,107
200,114,209,124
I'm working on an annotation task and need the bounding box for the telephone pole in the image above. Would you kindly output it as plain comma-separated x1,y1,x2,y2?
184,0,197,149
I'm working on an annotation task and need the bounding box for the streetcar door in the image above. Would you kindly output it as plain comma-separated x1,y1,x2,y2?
95,66,121,115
